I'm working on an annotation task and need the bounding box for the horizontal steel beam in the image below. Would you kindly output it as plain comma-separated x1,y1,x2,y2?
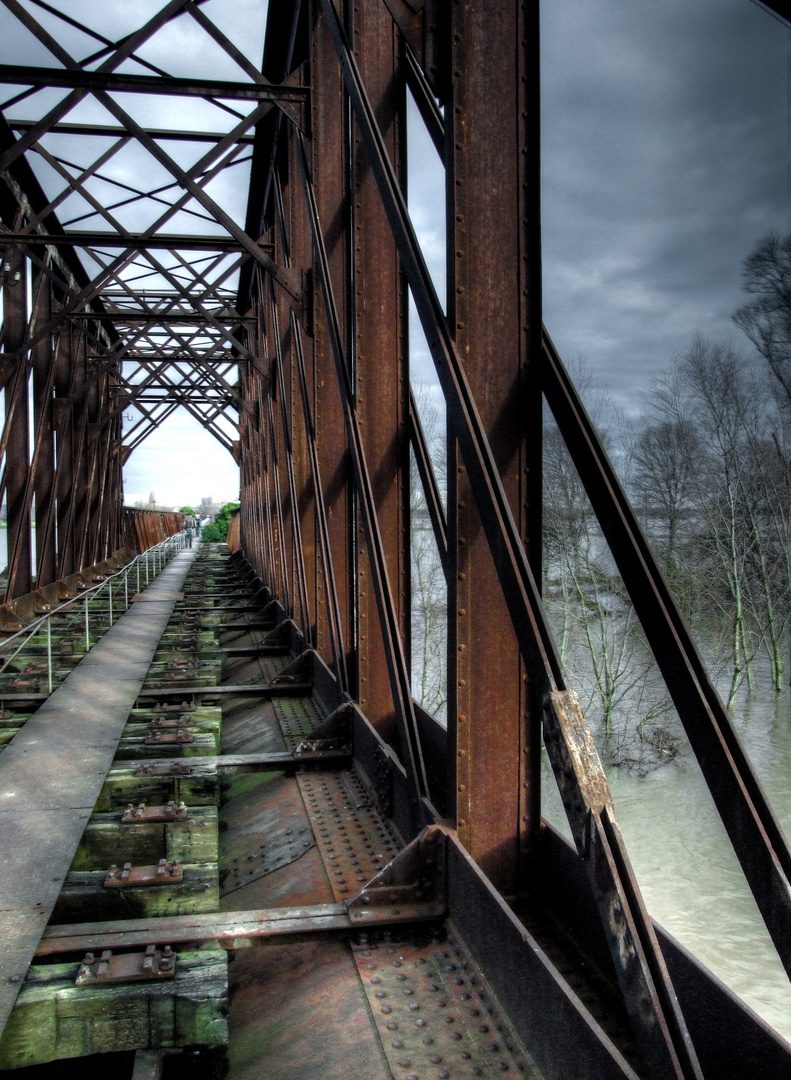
134,682,312,702
36,904,355,955
0,233,271,251
0,64,308,102
122,749,352,771
9,120,256,143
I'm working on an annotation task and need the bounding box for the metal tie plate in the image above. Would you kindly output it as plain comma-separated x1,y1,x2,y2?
353,931,541,1078
104,859,184,887
147,716,196,729
121,801,188,823
276,695,326,751
144,729,194,745
75,945,176,987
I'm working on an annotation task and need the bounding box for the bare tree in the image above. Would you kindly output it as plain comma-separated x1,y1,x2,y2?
630,418,699,586
650,336,783,702
543,383,677,774
733,232,791,406
410,384,447,721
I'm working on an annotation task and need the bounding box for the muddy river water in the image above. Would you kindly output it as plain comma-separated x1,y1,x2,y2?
543,676,791,1042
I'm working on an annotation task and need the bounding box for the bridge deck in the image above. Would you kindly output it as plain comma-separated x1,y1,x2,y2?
0,549,197,1029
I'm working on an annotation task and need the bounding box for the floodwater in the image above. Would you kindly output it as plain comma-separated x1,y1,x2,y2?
542,669,791,1043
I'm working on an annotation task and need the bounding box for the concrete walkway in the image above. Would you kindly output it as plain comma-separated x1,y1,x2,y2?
0,547,197,1031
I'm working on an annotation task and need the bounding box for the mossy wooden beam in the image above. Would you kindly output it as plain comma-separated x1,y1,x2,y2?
53,865,219,923
0,950,228,1069
95,764,220,811
71,807,219,871
115,732,219,759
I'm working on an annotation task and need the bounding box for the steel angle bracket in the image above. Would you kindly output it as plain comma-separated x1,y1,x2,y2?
294,701,353,755
345,825,447,924
269,648,315,688
543,690,703,1080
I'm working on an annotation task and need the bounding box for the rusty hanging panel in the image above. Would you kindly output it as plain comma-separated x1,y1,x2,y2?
351,0,411,747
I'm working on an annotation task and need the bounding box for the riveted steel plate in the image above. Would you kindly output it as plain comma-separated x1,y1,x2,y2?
297,771,402,900
352,930,543,1079
276,694,326,751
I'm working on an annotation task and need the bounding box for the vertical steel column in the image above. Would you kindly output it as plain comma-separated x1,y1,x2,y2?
4,246,32,599
309,1,355,690
446,1,542,895
71,331,93,572
285,131,322,651
81,359,105,569
54,322,77,579
32,266,57,587
350,1,410,745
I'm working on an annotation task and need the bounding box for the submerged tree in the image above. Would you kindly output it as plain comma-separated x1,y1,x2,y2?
645,336,791,699
409,385,447,721
733,233,791,407
543,387,676,775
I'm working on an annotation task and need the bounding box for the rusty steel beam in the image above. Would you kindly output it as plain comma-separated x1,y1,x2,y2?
297,130,434,824
2,245,32,599
351,0,411,748
305,0,356,697
0,233,272,251
0,63,307,107
444,0,542,896
9,120,256,143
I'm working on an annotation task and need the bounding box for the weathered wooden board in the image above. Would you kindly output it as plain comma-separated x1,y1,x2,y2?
0,950,228,1069
94,764,220,811
52,865,220,923
70,806,219,870
114,732,220,759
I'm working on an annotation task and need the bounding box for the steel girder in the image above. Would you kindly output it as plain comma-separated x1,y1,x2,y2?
235,2,791,1078
0,3,789,1079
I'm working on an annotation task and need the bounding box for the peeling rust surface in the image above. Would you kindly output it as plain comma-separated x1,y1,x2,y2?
276,694,327,751
226,942,390,1080
297,771,402,901
352,930,543,1079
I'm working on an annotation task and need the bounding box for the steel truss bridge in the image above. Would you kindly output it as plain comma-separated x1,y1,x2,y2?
0,2,790,1079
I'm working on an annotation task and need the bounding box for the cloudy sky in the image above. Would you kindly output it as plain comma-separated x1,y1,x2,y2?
406,0,789,423
539,0,788,414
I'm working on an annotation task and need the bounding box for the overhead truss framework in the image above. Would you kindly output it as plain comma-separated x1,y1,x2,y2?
1,2,791,1078
0,0,308,501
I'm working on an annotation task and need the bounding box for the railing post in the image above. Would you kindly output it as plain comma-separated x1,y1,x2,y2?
84,596,90,652
46,618,52,694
